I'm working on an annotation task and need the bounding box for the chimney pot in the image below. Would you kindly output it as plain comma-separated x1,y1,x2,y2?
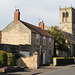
39,21,44,29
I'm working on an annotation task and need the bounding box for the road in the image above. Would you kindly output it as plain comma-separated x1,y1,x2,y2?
41,67,75,75
1,65,75,75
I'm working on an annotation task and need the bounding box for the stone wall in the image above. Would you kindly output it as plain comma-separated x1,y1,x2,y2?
1,21,31,45
31,32,54,65
1,20,54,66
53,57,74,66
17,52,38,69
59,7,75,56
59,7,72,34
44,26,50,31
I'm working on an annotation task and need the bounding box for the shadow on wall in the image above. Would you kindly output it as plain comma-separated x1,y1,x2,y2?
0,44,31,53
60,31,75,56
16,51,38,69
16,57,28,68
0,44,38,69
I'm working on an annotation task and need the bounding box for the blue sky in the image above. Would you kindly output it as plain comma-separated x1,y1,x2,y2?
0,0,74,30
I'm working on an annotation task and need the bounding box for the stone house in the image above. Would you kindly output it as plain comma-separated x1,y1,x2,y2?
0,9,54,68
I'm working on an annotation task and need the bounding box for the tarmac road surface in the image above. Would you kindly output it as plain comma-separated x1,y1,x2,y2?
41,67,75,75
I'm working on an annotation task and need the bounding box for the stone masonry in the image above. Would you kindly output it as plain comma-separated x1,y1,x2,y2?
59,6,75,56
0,9,54,68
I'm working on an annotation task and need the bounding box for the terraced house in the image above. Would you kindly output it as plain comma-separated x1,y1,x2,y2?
0,9,54,68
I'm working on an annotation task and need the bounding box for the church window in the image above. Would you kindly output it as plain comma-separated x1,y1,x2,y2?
62,12,65,17
62,12,65,22
66,12,69,17
66,12,69,22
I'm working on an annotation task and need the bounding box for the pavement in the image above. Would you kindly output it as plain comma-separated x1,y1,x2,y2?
1,64,75,75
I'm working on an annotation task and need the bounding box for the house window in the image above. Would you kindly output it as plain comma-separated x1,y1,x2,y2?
20,51,30,57
43,36,46,45
36,34,40,44
49,50,51,55
49,38,51,47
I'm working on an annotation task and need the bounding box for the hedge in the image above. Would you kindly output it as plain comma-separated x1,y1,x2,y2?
53,57,74,66
0,51,7,67
7,53,16,66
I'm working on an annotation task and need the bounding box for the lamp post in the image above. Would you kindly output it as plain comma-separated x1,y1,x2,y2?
40,46,42,65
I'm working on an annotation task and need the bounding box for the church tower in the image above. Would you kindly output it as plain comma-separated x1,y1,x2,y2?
59,6,75,56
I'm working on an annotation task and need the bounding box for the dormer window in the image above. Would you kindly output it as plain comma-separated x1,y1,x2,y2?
36,34,40,44
43,36,46,45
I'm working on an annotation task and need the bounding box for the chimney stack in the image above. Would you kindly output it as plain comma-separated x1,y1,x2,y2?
39,21,44,29
14,9,20,21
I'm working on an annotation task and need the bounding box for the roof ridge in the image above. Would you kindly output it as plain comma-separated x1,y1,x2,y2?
20,20,54,39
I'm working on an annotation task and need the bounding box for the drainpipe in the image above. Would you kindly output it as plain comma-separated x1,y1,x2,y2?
40,46,42,55
40,46,42,65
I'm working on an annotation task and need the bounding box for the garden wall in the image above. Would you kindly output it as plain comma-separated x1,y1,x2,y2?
53,57,75,66
16,52,39,69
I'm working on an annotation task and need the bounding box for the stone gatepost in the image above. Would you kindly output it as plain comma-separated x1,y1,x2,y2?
33,51,39,69
53,58,57,66
74,57,75,63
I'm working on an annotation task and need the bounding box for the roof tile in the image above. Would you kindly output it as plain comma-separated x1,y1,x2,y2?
20,20,54,39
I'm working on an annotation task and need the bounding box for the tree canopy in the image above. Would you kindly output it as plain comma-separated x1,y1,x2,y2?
48,26,69,52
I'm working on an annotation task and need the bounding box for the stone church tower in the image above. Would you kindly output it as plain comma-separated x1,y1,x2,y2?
59,6,75,56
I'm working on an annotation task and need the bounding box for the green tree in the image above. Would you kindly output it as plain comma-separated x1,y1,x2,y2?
0,51,7,67
48,26,69,54
7,53,16,66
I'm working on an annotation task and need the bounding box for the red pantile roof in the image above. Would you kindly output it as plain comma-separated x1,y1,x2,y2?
20,20,54,39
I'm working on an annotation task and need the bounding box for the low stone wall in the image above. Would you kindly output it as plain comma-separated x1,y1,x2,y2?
17,52,39,69
0,68,24,73
53,57,75,66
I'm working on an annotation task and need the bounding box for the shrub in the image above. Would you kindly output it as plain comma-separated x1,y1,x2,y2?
7,53,16,66
0,51,7,67
50,63,54,66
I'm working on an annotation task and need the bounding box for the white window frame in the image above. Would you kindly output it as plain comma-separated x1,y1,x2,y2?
36,34,40,44
49,38,51,47
43,36,46,45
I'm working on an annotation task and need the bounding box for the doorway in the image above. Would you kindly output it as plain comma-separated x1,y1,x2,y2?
42,51,45,64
